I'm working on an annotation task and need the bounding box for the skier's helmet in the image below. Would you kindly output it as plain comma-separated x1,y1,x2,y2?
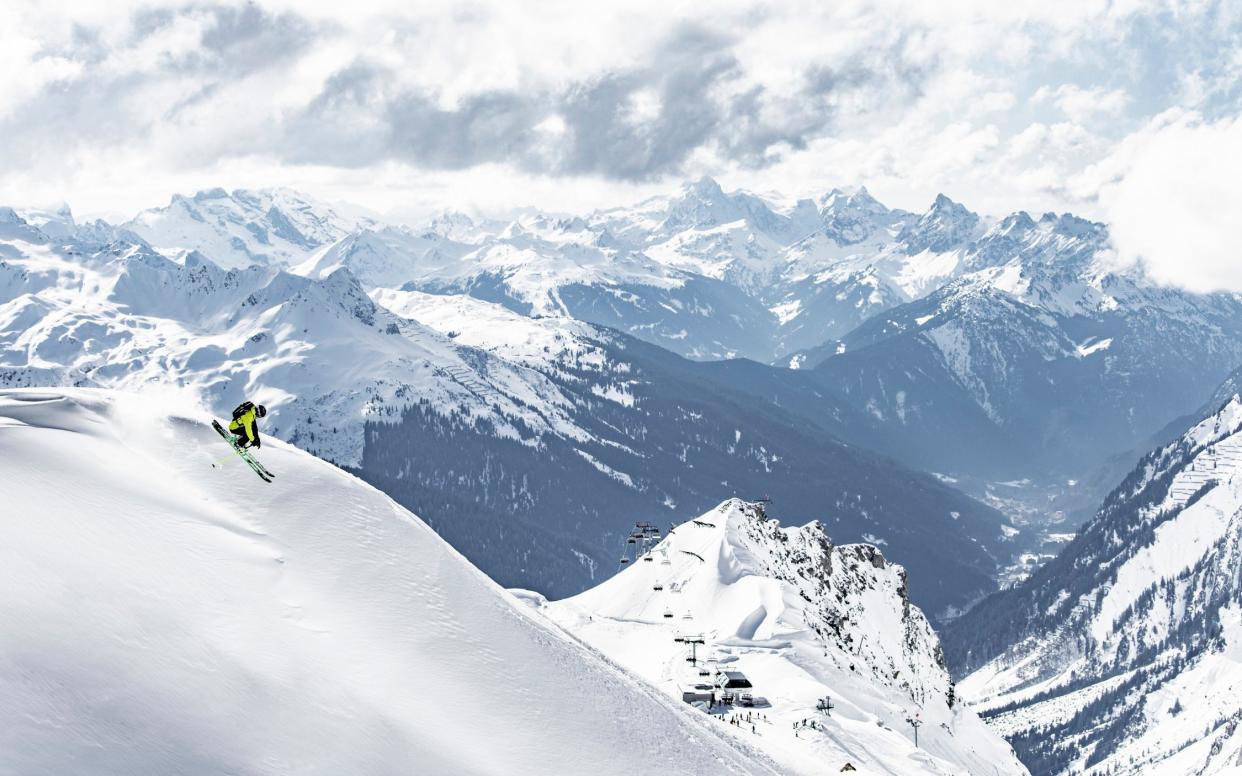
256,404,267,418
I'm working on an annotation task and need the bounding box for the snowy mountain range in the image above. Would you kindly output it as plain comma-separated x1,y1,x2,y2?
534,499,1028,776
0,204,1014,620
8,177,1242,610
942,389,1242,775
109,179,1242,490
8,175,1242,773
0,388,787,775
125,187,376,269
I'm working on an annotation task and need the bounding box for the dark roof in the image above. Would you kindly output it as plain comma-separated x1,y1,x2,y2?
717,671,753,689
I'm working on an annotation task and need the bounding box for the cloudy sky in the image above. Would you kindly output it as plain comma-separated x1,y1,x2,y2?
2,1,1240,288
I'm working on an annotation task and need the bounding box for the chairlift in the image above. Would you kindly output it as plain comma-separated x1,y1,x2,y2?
643,555,654,562
620,557,630,565
653,583,664,591
663,609,675,619
682,612,693,620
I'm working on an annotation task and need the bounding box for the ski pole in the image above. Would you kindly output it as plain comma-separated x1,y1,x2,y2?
211,452,237,468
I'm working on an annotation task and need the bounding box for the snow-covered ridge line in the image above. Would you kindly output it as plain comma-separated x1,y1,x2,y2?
17,177,1124,367
947,394,1242,775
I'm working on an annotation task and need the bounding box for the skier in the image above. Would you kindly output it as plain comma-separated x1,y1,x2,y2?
228,400,267,450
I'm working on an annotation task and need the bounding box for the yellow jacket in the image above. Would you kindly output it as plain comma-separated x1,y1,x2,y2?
228,406,261,446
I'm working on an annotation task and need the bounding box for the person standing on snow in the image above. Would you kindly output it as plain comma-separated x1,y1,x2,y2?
228,400,267,450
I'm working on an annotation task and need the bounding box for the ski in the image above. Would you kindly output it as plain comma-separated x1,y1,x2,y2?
211,420,275,483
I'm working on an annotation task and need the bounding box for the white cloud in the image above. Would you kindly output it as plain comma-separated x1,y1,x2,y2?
1091,111,1242,293
1033,84,1129,123
0,0,1236,246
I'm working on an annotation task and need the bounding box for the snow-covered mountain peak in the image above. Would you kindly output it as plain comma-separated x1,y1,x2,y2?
572,499,948,699
818,185,884,212
659,176,745,231
997,211,1037,236
420,210,483,242
126,187,371,270
14,203,76,239
295,265,381,324
1038,211,1102,241
687,174,727,197
896,194,979,255
964,208,1109,293
814,186,899,247
541,499,1028,776
652,177,792,242
0,207,54,246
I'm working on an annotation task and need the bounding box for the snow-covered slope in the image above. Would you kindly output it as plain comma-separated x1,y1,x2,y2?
0,388,781,776
369,287,608,368
536,499,1027,776
944,395,1242,775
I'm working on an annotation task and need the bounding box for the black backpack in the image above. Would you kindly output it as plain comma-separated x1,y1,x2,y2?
232,401,256,421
